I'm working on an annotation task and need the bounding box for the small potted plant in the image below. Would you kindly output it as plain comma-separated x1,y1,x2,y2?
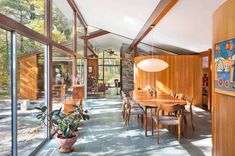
35,105,90,153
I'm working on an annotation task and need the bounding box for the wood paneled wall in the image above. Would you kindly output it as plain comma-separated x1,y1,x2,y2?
212,0,235,155
19,55,38,100
134,55,202,106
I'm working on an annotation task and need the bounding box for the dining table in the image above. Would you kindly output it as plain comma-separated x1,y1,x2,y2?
130,90,187,136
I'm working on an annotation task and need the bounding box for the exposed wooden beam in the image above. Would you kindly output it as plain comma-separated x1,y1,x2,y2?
128,0,178,52
87,41,98,57
0,14,74,56
80,30,110,40
67,0,88,28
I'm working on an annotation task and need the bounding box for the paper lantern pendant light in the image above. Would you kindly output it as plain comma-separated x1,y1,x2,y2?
137,58,168,72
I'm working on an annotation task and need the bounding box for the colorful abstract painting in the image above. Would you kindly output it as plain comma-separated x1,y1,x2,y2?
214,39,235,95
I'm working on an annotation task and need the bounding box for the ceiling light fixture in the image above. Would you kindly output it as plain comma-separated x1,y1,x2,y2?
137,31,169,72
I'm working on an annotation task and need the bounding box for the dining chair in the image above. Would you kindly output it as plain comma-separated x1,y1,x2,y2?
152,103,182,144
170,90,177,98
177,93,185,100
124,96,144,129
121,91,127,119
183,96,195,131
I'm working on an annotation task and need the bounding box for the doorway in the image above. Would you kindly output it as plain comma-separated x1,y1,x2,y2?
200,50,212,111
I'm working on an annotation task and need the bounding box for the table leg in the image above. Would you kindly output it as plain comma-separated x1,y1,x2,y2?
144,107,148,136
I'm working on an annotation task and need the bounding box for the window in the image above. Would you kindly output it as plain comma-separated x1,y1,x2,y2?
0,28,12,156
52,0,73,49
52,47,74,111
16,34,47,155
77,18,85,57
0,0,45,34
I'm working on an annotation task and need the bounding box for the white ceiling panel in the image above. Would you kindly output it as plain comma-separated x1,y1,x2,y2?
142,0,226,52
75,0,160,39
89,34,132,52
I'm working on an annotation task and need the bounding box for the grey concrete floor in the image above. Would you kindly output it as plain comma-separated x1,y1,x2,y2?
36,93,212,156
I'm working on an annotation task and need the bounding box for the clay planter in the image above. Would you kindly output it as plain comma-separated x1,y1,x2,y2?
56,134,78,153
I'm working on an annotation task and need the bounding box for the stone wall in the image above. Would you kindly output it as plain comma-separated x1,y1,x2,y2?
120,44,134,93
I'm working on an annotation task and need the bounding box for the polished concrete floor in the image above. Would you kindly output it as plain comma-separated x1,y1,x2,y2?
36,93,212,156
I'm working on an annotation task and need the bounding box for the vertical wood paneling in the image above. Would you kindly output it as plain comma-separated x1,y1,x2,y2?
134,55,202,105
212,0,235,155
19,55,38,100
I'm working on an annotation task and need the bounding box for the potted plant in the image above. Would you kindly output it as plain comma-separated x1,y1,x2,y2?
35,105,90,153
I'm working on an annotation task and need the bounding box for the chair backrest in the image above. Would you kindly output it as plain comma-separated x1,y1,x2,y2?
184,96,193,106
156,103,182,117
121,90,126,98
177,93,185,100
170,90,177,97
129,91,133,97
124,96,131,112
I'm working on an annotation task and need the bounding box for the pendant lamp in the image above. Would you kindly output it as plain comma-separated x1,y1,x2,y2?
137,34,169,72
137,58,168,72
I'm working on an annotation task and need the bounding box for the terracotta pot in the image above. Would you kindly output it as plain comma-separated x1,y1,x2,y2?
56,134,78,153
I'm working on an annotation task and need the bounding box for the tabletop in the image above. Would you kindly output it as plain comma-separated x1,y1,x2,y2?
130,90,186,108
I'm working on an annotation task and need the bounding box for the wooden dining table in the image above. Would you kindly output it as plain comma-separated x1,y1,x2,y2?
130,90,187,136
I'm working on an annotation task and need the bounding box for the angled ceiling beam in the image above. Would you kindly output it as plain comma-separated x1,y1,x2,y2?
87,41,98,57
128,0,178,52
67,0,88,28
80,30,110,40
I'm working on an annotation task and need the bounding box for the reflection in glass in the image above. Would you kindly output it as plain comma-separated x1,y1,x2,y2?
16,34,46,155
0,28,12,156
52,0,73,49
52,48,73,111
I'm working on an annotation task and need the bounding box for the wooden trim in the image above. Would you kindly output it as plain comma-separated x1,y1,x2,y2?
200,49,212,111
128,0,178,52
67,0,88,28
0,14,74,56
80,30,110,40
84,27,88,58
215,88,235,97
74,11,78,52
45,0,52,39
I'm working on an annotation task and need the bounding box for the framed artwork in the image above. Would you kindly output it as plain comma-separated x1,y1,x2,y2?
214,38,235,95
88,66,93,73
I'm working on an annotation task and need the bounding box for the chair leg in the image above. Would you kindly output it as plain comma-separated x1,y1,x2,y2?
152,117,154,135
157,123,160,144
190,111,195,132
178,116,182,144
178,124,181,144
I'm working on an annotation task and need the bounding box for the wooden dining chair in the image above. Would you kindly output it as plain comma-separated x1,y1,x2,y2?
121,91,127,119
176,93,185,100
152,103,182,144
124,97,144,129
170,90,177,98
183,96,195,131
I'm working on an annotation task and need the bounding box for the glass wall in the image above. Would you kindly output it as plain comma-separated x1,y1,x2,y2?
77,59,85,85
52,0,73,49
52,48,73,110
0,0,45,35
16,34,46,155
98,52,121,87
0,0,85,154
0,28,12,156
